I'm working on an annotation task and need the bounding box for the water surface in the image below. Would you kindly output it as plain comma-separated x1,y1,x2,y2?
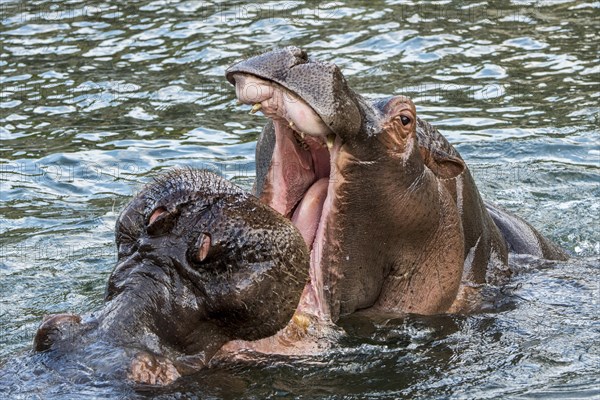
0,0,598,398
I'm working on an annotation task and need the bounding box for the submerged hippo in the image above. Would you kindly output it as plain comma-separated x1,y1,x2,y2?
26,169,309,385
221,47,567,354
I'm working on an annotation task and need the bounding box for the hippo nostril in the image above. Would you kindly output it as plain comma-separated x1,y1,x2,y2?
288,46,308,63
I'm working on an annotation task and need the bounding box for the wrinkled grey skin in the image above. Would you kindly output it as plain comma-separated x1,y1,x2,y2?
22,169,309,385
226,47,567,321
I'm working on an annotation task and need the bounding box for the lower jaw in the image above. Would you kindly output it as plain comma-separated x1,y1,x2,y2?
288,136,342,322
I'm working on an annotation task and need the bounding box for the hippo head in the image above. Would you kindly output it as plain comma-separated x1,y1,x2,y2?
33,169,309,384
226,47,466,321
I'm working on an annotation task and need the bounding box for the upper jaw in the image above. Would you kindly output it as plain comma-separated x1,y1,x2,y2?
225,46,363,141
230,72,335,141
229,72,334,211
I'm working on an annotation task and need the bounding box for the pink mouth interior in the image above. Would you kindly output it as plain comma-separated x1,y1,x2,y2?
267,119,331,247
233,73,340,320
291,177,329,247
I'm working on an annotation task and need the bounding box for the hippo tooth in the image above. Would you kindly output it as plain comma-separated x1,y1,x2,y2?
327,133,335,150
249,103,262,114
289,122,307,139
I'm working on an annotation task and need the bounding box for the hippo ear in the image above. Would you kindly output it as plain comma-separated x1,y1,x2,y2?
419,147,465,179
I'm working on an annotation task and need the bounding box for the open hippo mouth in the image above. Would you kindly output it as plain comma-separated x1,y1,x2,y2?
230,73,339,252
225,48,366,321
228,73,342,320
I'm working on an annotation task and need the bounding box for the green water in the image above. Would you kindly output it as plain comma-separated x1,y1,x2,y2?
0,0,598,398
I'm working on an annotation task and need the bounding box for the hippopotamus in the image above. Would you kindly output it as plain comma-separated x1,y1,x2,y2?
22,169,309,385
221,47,567,354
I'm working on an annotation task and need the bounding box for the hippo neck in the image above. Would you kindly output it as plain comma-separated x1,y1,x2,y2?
326,137,466,316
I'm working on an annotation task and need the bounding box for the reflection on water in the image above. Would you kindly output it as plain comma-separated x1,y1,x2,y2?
0,0,598,398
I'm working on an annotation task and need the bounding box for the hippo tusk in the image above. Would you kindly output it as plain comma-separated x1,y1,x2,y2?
249,103,262,114
326,133,335,150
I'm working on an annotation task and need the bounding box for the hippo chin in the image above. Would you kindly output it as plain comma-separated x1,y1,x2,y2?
220,47,568,355
30,169,309,385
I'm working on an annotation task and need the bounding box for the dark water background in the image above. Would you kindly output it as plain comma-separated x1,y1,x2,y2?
0,0,598,398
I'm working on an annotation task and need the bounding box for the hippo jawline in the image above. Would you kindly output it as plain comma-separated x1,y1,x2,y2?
232,72,341,319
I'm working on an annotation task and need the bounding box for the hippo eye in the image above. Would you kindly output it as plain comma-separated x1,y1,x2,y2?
400,115,411,126
149,207,167,225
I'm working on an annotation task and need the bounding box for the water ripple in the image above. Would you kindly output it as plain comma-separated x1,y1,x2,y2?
0,0,598,398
